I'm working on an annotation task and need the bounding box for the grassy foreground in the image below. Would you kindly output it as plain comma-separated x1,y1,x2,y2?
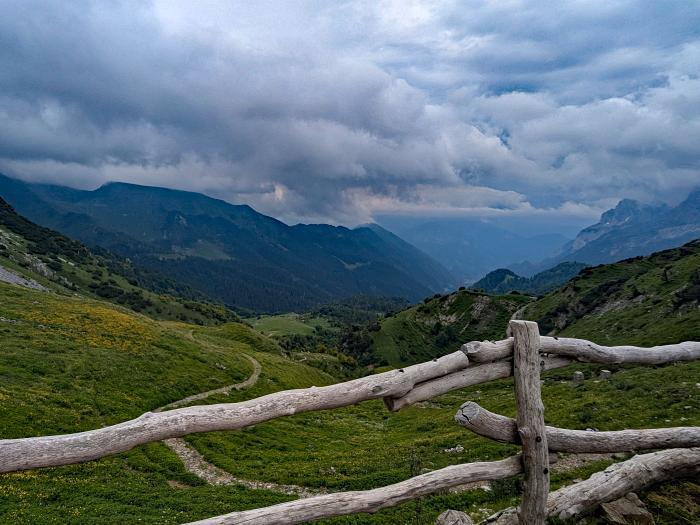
1,249,699,524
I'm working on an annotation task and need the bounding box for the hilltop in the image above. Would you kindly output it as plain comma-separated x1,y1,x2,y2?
523,239,700,344
367,289,532,366
365,241,699,368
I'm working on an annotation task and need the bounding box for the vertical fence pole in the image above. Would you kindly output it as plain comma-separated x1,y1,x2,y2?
510,320,549,525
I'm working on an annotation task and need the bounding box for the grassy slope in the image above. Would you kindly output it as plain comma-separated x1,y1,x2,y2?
248,313,334,337
372,290,531,366
0,282,334,524
522,240,700,344
1,242,699,524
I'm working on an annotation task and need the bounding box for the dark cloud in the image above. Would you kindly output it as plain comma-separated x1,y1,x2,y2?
0,0,698,228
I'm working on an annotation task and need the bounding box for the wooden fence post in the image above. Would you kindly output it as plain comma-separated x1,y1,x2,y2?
510,320,549,525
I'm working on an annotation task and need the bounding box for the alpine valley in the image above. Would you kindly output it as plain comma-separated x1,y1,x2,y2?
0,174,455,312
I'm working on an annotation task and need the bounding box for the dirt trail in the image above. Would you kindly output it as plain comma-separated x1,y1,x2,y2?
155,346,326,496
157,331,617,498
156,354,261,412
162,437,327,497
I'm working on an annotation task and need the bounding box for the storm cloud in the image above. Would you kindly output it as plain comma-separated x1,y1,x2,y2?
0,0,699,226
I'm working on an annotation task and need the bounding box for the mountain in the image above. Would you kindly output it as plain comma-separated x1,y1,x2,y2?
376,216,568,282
518,191,700,273
473,261,588,296
0,197,238,325
0,174,455,312
522,239,700,343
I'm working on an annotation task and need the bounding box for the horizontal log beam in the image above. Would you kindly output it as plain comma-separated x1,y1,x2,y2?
183,456,523,525
464,337,700,365
2,333,698,473
386,357,572,412
455,402,700,453
480,447,700,524
0,349,470,473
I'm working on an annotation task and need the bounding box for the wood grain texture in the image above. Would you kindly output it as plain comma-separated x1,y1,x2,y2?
464,336,700,364
510,320,548,525
183,456,523,525
386,356,572,412
455,402,700,452
480,448,700,524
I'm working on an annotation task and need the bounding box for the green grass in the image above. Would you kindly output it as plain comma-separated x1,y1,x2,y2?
372,290,531,366
523,241,700,344
186,361,699,492
249,313,334,337
1,241,699,524
0,282,336,523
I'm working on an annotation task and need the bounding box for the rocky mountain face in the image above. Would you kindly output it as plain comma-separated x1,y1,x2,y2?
0,174,455,312
555,191,700,265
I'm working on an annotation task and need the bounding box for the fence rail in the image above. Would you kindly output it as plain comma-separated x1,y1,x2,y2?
2,321,699,524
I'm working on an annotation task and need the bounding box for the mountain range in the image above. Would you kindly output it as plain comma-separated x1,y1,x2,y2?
0,174,454,312
511,191,700,276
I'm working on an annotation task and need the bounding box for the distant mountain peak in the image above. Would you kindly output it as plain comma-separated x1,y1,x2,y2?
546,189,700,267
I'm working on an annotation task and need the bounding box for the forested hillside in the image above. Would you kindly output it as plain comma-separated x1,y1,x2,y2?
0,174,454,312
0,197,237,325
473,261,587,296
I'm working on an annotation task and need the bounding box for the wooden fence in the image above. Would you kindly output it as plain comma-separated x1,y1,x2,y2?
1,321,699,524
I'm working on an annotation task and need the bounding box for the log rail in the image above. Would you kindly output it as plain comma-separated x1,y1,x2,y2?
1,322,699,525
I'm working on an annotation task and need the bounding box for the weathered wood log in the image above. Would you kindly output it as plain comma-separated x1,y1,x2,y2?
0,349,470,473
465,336,700,364
455,402,700,452
183,456,523,525
462,338,513,362
386,356,572,412
510,320,549,525
480,447,700,524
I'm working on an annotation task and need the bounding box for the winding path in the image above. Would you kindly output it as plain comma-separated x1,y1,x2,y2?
155,351,326,497
155,335,617,498
156,354,261,412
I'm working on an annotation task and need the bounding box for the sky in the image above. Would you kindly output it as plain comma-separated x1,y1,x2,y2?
1,0,699,230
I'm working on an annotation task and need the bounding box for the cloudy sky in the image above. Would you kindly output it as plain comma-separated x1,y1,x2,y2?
1,1,699,229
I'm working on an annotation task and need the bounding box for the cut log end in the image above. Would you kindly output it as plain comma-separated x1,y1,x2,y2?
455,401,481,425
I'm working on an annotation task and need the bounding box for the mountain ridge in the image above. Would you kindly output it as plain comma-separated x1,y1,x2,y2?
0,174,455,312
473,261,588,296
513,191,700,274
